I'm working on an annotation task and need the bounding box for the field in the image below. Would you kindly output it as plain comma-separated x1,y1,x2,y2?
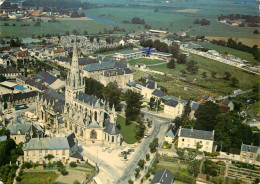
195,41,259,64
146,54,259,100
128,58,166,66
19,171,59,184
0,0,259,41
205,36,260,47
117,114,137,144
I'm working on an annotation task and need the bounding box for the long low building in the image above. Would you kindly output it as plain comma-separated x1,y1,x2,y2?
113,48,172,61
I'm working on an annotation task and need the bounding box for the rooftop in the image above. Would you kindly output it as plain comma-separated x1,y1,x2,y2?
179,127,214,140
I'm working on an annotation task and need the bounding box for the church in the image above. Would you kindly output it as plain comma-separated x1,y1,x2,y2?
35,37,122,146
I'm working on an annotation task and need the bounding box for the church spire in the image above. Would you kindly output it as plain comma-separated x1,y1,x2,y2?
70,35,81,89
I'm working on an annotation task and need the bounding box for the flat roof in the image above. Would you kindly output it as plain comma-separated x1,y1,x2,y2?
0,81,17,88
14,85,27,91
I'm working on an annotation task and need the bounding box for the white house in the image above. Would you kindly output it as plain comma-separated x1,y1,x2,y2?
178,127,215,153
164,97,186,119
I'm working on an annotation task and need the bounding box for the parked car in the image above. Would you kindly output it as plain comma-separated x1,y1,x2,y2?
121,151,129,155
128,149,135,152
102,147,107,152
131,144,137,148
118,153,125,157
107,148,113,153
137,140,142,143
144,134,149,138
121,158,128,161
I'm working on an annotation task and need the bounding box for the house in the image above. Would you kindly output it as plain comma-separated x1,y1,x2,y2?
165,124,179,143
16,50,30,59
178,127,215,153
51,47,68,58
149,29,168,35
0,67,21,79
151,169,174,184
7,123,44,144
164,96,186,119
0,135,7,142
240,144,260,165
189,101,201,120
16,75,28,86
199,96,214,103
118,38,128,46
23,133,79,163
219,99,234,113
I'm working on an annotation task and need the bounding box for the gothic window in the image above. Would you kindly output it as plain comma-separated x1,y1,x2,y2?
70,124,72,130
112,136,114,143
90,130,97,139
75,126,78,133
94,111,97,121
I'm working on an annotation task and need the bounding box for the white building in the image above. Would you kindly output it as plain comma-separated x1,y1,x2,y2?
178,127,215,153
164,97,186,119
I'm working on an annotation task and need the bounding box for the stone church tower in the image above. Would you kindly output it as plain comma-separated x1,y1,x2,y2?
65,36,85,105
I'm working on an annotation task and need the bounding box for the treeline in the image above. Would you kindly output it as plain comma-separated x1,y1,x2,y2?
70,11,85,18
131,17,145,24
22,0,88,9
94,44,134,54
193,19,210,26
218,14,260,27
211,38,260,61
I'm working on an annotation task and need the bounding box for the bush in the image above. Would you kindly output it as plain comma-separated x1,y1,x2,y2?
70,162,77,167
61,168,69,175
74,180,80,184
16,176,22,182
24,161,32,169
128,179,133,184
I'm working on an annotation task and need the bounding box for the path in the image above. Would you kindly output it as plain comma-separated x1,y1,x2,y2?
214,89,253,101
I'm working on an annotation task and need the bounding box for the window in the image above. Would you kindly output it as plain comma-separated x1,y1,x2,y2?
45,150,48,155
182,139,184,142
62,150,65,155
33,151,36,156
200,141,202,143
39,150,42,156
26,151,29,156
56,150,59,155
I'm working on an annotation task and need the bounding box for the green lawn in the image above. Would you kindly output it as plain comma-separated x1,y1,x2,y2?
149,54,259,98
128,58,166,66
117,114,137,144
19,171,59,184
195,41,259,64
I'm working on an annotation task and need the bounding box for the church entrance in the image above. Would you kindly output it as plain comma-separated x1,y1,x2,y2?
90,130,97,139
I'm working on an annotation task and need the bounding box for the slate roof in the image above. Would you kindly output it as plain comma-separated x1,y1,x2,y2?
164,100,178,107
0,135,7,142
222,99,231,105
102,68,133,77
24,137,70,150
16,75,28,82
165,124,178,138
0,67,20,74
76,92,101,107
7,124,36,135
84,60,127,72
40,89,65,113
151,169,174,184
161,95,187,105
145,80,155,89
241,144,259,153
26,79,49,90
152,89,167,98
190,101,201,111
104,123,121,135
0,91,38,102
179,128,214,140
34,71,57,85
66,132,76,148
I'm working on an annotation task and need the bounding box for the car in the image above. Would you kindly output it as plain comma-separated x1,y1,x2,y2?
118,153,125,157
131,144,137,148
144,134,149,138
137,140,141,143
102,147,107,152
121,151,129,155
107,148,113,153
121,158,128,161
128,149,135,152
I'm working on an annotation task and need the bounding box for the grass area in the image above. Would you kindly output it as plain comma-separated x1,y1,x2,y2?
148,53,259,99
195,41,259,64
19,171,59,184
117,114,137,144
128,58,166,66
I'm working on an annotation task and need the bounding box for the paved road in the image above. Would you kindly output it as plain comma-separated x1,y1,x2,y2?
115,116,169,184
5,106,35,124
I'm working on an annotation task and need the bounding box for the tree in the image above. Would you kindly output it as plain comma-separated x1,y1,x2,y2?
194,101,220,131
253,29,259,34
85,77,104,99
202,72,207,78
180,69,187,77
146,153,150,160
137,159,145,169
103,83,122,111
44,154,54,161
0,75,6,82
223,72,231,80
70,162,77,167
74,180,80,184
211,71,217,78
105,37,111,44
230,77,239,87
176,148,185,160
167,59,175,69
148,97,155,109
186,60,199,74
128,180,134,184
177,54,187,64
124,90,143,121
